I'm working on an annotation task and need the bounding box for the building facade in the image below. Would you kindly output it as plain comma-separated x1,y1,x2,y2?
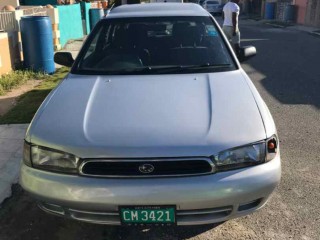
259,0,320,27
304,0,320,27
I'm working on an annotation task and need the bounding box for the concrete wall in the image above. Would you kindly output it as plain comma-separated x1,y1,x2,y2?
305,0,320,27
56,4,83,47
46,8,61,50
0,33,13,75
0,0,19,8
0,9,23,74
0,32,20,75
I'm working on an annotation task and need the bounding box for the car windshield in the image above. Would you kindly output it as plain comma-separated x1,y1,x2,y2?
74,16,235,75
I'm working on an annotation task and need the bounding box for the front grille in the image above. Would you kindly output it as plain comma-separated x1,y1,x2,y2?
80,158,214,177
176,206,233,223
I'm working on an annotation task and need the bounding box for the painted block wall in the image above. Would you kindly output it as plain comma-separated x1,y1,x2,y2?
0,33,13,75
0,0,19,8
305,0,320,27
295,0,307,25
57,4,83,47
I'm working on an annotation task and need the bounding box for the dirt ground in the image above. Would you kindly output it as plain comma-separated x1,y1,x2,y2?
0,80,42,116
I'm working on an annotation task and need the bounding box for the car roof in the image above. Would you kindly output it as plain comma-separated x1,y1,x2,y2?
106,3,210,18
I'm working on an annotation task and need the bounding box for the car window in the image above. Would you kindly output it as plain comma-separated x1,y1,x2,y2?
74,16,235,75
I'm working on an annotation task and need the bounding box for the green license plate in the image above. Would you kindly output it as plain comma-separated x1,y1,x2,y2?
119,206,176,225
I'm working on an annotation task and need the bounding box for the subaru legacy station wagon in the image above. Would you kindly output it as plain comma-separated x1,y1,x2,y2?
20,3,281,226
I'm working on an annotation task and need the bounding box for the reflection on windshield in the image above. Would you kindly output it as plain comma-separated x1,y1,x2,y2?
75,17,235,75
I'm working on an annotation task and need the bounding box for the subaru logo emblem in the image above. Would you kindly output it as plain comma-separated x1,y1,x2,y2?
139,164,154,174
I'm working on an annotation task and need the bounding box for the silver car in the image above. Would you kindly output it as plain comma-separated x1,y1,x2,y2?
202,0,224,14
20,3,281,226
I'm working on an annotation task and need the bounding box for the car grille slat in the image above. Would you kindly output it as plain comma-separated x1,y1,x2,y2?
80,158,214,177
39,202,232,225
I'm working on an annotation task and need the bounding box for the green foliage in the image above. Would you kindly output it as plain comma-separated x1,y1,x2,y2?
0,70,49,96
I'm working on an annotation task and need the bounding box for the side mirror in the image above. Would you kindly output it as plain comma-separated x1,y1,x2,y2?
238,46,257,62
54,52,74,67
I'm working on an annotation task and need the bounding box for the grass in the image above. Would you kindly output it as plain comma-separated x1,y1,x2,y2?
0,70,50,96
0,67,69,124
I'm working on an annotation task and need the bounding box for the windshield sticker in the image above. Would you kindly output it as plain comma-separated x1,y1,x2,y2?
206,26,218,36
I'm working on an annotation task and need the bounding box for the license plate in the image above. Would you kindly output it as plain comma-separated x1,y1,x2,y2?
119,206,176,225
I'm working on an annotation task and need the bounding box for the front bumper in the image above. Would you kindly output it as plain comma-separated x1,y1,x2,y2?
20,156,281,225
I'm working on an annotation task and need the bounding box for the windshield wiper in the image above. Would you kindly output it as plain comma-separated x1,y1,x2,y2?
146,64,232,73
182,63,232,70
97,66,152,75
79,64,232,75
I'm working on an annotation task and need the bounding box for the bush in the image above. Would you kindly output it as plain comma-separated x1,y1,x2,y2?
0,71,49,96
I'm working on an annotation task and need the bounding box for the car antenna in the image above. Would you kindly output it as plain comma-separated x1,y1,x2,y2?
109,3,115,12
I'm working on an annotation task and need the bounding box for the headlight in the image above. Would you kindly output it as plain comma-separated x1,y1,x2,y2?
26,144,79,173
23,142,32,167
214,136,278,171
214,143,266,170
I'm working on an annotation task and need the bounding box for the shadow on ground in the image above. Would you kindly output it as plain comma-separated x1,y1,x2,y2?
241,23,320,108
0,89,51,124
0,67,68,124
0,186,221,240
0,96,17,116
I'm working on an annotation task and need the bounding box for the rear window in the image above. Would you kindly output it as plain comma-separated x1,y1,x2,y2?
73,16,235,75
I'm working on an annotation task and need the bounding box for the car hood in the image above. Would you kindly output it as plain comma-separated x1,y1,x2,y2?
28,70,266,158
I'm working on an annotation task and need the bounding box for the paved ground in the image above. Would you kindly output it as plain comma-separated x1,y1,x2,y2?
0,125,28,204
0,19,319,240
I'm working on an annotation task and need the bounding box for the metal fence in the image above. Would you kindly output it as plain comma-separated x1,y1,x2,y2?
0,7,48,32
0,11,16,32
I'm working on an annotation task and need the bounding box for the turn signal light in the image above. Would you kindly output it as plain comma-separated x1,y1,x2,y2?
266,136,278,161
268,141,275,150
267,138,277,153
